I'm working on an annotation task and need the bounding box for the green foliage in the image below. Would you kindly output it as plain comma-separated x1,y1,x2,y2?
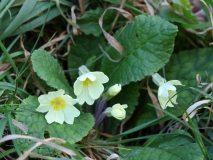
172,0,198,23
120,130,204,160
165,48,213,106
1,0,213,159
102,15,178,87
78,7,116,37
0,0,37,40
0,1,66,39
15,96,94,155
0,82,29,98
159,5,190,24
133,102,157,128
68,34,105,81
31,49,74,96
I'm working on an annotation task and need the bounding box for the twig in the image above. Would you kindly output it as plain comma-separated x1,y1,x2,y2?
109,0,126,34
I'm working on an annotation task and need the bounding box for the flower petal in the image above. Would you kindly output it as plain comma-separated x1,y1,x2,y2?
158,83,176,97
48,89,65,97
63,95,78,105
45,108,64,124
111,104,126,120
74,80,83,96
163,83,176,91
167,80,183,86
121,104,128,109
36,104,51,113
168,90,178,104
152,73,166,86
88,81,104,99
38,95,51,104
78,73,96,81
63,105,80,124
77,87,95,105
158,85,168,97
92,72,109,83
158,96,174,109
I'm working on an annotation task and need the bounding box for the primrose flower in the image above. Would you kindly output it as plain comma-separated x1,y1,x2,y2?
105,103,128,120
74,65,109,105
152,73,183,109
36,89,80,124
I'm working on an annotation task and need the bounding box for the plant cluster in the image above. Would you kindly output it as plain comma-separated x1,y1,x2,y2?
0,0,213,160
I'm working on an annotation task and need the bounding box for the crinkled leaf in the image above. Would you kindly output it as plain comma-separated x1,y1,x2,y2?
102,15,178,88
120,130,203,160
165,48,213,106
120,144,203,160
31,49,74,96
68,34,105,81
15,96,94,155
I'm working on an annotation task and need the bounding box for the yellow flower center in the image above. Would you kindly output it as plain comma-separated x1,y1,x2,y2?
50,97,66,110
83,78,93,86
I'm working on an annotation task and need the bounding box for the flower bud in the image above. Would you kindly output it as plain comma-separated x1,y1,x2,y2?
108,84,121,96
78,65,90,75
105,103,128,120
152,73,166,86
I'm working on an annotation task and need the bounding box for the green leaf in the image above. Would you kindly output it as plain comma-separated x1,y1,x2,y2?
120,130,204,160
172,0,198,23
165,48,213,106
78,7,115,37
0,82,29,98
108,82,140,133
0,0,37,40
15,96,94,155
120,144,203,160
68,34,105,81
0,148,16,159
31,49,74,96
9,6,64,37
159,5,190,24
102,15,178,87
148,130,194,147
0,1,54,34
133,102,157,127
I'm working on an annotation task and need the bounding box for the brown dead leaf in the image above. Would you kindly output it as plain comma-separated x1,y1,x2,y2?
99,7,134,62
0,63,11,74
147,77,164,127
147,78,164,117
20,35,30,58
39,31,67,50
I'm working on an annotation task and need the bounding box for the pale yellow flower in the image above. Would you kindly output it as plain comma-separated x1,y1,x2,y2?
105,103,128,120
152,73,183,109
36,89,80,124
74,67,109,105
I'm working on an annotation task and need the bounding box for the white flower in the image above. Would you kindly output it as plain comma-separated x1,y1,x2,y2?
105,103,128,120
108,84,121,96
36,89,80,124
74,67,109,105
152,73,183,109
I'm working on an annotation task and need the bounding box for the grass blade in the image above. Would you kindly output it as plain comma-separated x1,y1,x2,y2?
0,0,37,40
